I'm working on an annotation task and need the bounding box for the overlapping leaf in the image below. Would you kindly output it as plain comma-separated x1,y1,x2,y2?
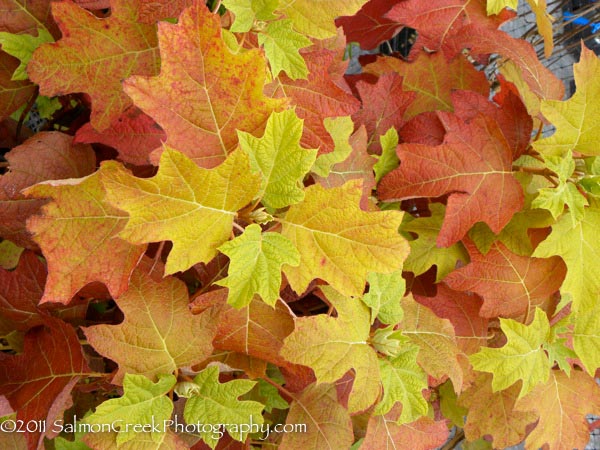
533,45,600,156
281,180,408,296
445,240,566,319
470,308,551,398
123,1,283,167
0,0,58,36
380,113,523,247
0,51,36,121
279,383,353,449
217,224,300,308
25,169,145,304
281,286,381,413
101,149,260,275
28,0,160,130
515,370,600,450
0,318,91,450
237,109,317,209
83,268,218,383
0,132,96,249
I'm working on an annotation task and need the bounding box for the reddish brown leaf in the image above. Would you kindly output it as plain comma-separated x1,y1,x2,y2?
399,112,446,145
379,113,524,246
0,317,91,450
72,0,110,9
385,0,513,57
0,251,48,332
352,72,415,152
0,52,36,122
416,283,488,355
335,0,403,50
448,25,564,108
363,52,489,120
24,168,145,305
450,90,532,159
362,404,449,450
0,0,59,37
445,240,566,319
124,2,283,168
28,0,160,130
269,49,360,155
0,132,96,248
74,107,166,166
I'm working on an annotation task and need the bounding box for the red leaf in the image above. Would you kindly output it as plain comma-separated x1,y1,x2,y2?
445,240,566,319
399,112,446,145
379,113,524,246
0,52,36,122
74,107,166,166
335,0,403,50
137,0,195,23
0,0,59,37
416,283,488,355
385,0,513,57
269,49,360,154
0,132,96,248
0,317,91,450
352,72,415,152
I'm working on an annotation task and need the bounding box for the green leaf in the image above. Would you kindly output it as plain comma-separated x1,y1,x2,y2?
216,224,300,308
223,0,278,32
280,286,381,413
375,346,429,424
371,326,409,357
250,378,289,413
402,203,468,281
362,270,405,325
533,199,600,312
470,308,551,399
84,374,176,446
238,109,317,209
36,95,62,119
0,28,53,80
312,116,354,177
184,366,264,449
374,127,399,183
532,151,588,225
259,19,311,79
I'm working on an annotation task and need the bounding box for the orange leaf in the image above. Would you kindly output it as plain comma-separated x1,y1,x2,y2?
124,1,283,168
379,113,524,246
24,168,145,304
445,240,566,319
28,0,160,130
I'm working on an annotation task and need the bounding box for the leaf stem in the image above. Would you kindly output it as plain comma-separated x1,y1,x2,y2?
440,428,464,450
232,222,245,233
211,0,222,13
261,376,296,402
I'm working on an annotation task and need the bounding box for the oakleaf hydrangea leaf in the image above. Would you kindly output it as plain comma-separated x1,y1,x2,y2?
281,286,381,413
312,116,354,177
101,149,261,275
216,224,300,308
223,0,278,32
402,203,468,282
276,0,369,38
487,0,517,15
259,19,311,79
375,346,429,424
533,45,600,156
362,270,405,325
470,308,551,399
373,127,399,183
281,180,408,297
238,110,317,209
572,301,600,375
83,268,218,384
183,366,264,449
24,170,145,304
532,150,588,225
28,0,160,130
0,27,53,80
123,1,283,168
84,374,176,446
533,199,600,312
